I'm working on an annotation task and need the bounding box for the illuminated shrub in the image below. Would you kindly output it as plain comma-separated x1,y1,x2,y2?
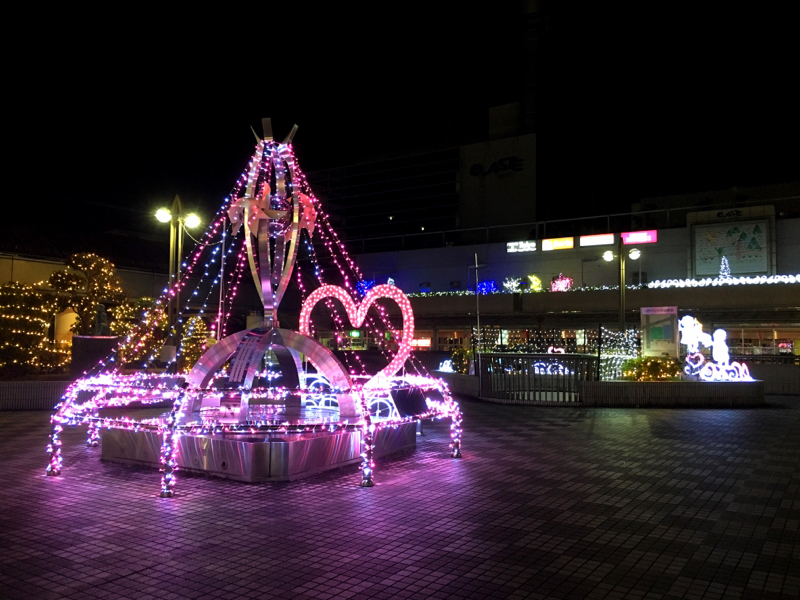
451,348,471,374
621,356,682,381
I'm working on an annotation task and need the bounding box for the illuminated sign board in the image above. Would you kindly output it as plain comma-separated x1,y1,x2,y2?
412,338,431,348
541,237,574,251
579,233,615,247
506,241,537,253
622,230,657,244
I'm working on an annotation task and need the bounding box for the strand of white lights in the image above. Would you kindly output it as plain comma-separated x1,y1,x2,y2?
650,274,799,289
599,326,639,380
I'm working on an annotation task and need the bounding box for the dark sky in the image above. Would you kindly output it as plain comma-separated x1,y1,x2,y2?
5,4,798,236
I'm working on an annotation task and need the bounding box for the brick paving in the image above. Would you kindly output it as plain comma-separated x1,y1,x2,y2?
1,396,799,600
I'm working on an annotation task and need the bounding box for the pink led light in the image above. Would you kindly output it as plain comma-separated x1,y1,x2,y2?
300,284,415,385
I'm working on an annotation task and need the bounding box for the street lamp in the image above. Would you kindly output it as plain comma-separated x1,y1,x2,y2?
603,242,641,333
156,194,201,339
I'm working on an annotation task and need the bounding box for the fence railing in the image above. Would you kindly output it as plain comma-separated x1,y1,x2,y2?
479,353,599,404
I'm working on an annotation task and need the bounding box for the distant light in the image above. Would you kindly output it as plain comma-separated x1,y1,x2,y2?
388,215,393,221
421,226,425,231
155,208,172,223
629,248,641,260
185,214,201,228
603,251,614,262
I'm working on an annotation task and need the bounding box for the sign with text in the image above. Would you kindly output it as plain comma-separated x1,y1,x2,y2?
506,241,537,253
541,237,574,251
579,233,615,247
622,230,657,244
641,306,678,357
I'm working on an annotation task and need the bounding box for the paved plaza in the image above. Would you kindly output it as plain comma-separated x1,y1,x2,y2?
1,396,799,600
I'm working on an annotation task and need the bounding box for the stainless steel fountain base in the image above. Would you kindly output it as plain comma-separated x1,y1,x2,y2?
100,423,417,482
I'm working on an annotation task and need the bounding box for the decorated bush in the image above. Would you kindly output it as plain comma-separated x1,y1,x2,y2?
451,347,472,374
0,282,68,376
49,253,125,336
621,356,682,381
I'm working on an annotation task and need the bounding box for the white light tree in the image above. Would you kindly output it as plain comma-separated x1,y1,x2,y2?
719,256,731,279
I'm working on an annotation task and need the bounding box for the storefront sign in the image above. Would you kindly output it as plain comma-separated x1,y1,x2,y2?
622,230,657,244
506,241,537,253
579,233,615,247
542,237,574,251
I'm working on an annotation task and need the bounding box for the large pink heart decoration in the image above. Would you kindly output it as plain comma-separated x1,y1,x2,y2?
299,284,414,387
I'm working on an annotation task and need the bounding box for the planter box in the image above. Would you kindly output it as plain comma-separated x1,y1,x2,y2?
580,380,765,407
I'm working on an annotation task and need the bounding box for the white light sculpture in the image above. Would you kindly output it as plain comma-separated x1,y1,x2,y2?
678,315,753,382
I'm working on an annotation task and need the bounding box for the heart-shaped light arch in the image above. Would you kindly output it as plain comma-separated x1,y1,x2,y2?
299,284,414,387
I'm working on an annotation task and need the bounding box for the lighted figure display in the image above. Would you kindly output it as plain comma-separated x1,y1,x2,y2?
503,277,522,293
678,315,752,382
46,130,463,497
550,273,573,292
527,274,543,292
438,359,455,373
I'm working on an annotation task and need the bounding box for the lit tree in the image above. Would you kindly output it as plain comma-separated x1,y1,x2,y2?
179,316,209,373
0,282,67,374
719,256,732,279
49,253,125,336
503,277,522,293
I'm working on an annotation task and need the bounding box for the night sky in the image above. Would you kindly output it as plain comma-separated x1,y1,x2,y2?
6,5,798,238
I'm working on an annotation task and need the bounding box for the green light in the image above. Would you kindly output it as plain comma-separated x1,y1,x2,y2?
349,330,360,338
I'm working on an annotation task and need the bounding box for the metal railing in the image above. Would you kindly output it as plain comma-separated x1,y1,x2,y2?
479,353,599,404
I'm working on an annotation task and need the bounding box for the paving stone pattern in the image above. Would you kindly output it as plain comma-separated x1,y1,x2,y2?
1,396,799,599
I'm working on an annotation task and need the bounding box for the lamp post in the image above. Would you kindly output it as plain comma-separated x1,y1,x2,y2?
156,194,201,342
469,255,487,388
603,241,640,334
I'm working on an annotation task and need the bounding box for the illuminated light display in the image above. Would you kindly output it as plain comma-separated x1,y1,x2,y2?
46,134,463,495
678,315,753,382
542,237,574,251
0,282,69,372
476,280,498,295
527,274,543,292
438,360,455,373
550,273,573,292
649,274,799,289
579,233,615,247
506,241,537,253
719,256,731,279
503,277,522,293
621,230,657,244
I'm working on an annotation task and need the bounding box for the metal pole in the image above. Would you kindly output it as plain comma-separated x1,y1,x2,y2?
618,238,626,334
217,227,226,341
176,218,183,344
168,217,176,331
475,253,481,392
